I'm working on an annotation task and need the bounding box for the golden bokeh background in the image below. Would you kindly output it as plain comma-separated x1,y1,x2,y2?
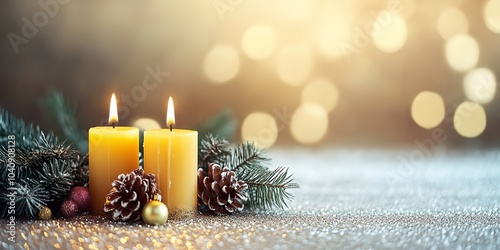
0,0,499,148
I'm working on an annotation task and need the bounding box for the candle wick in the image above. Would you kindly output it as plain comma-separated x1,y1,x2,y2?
112,123,115,129
169,124,173,132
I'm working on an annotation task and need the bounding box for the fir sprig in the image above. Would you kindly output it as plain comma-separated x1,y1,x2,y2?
13,179,50,218
0,106,84,218
198,134,231,172
222,141,269,173
241,167,299,209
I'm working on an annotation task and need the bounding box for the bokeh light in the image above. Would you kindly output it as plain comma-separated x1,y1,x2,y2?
277,45,313,86
445,34,480,72
301,78,339,112
463,68,497,104
203,45,240,84
411,91,445,129
241,112,278,148
373,15,408,53
483,0,500,33
437,8,469,40
290,104,328,144
132,118,161,130
241,25,277,61
454,101,487,138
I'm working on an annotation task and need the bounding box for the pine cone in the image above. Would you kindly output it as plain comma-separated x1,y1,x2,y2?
104,169,158,221
197,163,248,214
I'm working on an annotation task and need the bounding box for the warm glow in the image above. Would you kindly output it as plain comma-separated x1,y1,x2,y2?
484,0,500,33
241,112,278,148
132,118,161,130
316,22,352,59
315,2,353,60
301,78,339,112
290,104,328,144
373,15,408,53
437,8,469,40
241,25,277,61
463,68,497,104
445,34,479,72
203,45,240,84
277,45,313,86
411,91,445,129
454,101,487,138
278,0,313,19
108,93,118,125
166,96,175,128
400,0,417,20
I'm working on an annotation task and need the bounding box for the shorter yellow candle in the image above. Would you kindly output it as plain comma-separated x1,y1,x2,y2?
144,97,198,219
89,93,139,214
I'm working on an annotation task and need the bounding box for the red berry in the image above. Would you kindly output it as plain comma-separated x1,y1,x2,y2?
60,200,78,218
69,186,91,210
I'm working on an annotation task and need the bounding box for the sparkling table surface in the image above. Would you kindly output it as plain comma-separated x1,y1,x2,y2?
1,149,500,249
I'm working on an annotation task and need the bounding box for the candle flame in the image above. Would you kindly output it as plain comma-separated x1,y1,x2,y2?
109,93,118,125
166,96,175,129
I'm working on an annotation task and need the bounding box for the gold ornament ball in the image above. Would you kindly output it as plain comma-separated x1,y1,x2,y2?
38,206,52,220
142,200,168,225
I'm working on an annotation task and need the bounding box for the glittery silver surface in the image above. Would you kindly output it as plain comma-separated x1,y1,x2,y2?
1,149,500,249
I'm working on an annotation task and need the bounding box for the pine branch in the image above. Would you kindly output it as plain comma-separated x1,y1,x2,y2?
43,89,88,153
12,179,50,218
198,134,231,172
241,167,299,209
197,135,299,210
222,141,270,173
0,106,85,218
74,154,89,187
39,159,77,201
0,106,58,151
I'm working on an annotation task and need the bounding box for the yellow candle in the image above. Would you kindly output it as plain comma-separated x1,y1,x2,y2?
144,97,198,219
88,93,139,214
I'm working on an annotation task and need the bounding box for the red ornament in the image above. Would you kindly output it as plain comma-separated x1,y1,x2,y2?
60,200,79,218
69,186,91,210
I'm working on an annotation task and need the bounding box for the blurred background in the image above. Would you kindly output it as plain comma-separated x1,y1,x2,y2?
0,0,499,148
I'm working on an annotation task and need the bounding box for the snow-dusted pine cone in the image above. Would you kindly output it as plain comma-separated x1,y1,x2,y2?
197,163,248,214
104,169,158,221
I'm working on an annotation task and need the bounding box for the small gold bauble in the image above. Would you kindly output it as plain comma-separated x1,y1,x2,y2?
38,206,52,220
142,200,168,225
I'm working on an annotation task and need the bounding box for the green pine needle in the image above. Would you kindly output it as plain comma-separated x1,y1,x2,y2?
222,141,270,173
13,179,50,218
198,134,299,210
39,159,76,201
0,105,83,218
242,167,299,209
198,134,231,172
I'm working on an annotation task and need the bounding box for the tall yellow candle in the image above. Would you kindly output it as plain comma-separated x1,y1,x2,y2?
88,93,139,214
144,97,198,219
